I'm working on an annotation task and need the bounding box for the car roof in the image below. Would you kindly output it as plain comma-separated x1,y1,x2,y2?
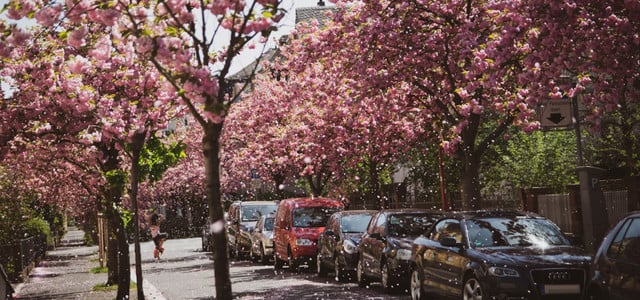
442,209,544,220
233,201,278,206
279,197,344,207
379,208,443,215
336,210,377,216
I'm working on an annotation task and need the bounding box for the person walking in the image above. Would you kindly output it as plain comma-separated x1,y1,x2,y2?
149,212,168,261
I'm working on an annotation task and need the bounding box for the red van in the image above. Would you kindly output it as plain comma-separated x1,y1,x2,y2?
273,197,344,270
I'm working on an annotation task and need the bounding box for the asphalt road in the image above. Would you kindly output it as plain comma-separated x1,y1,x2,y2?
137,237,411,299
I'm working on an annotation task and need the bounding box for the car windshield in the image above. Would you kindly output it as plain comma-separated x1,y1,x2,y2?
466,217,570,248
388,214,436,237
292,207,341,228
263,217,274,231
340,214,373,233
241,205,277,222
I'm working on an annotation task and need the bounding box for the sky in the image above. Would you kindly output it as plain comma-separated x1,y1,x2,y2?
228,0,335,74
0,0,335,95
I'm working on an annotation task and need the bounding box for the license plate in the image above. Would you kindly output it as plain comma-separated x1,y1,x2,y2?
543,284,580,294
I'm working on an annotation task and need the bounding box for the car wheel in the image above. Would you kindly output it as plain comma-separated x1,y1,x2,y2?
260,244,269,265
274,251,285,270
334,255,347,282
411,268,425,300
317,253,329,277
381,262,396,292
357,256,369,287
463,276,483,300
288,247,299,271
249,244,259,262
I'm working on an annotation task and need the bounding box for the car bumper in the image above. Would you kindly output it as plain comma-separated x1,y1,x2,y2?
338,252,359,271
291,244,317,259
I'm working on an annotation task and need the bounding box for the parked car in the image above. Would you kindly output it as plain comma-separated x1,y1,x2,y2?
316,210,376,281
227,201,278,258
249,214,275,264
410,210,591,300
273,197,344,271
357,209,443,292
587,211,640,300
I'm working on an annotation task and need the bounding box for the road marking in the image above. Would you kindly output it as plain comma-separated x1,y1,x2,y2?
131,270,167,300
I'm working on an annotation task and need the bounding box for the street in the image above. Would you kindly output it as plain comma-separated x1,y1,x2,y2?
137,237,410,299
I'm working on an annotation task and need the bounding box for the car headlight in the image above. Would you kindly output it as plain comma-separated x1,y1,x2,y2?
488,266,520,278
396,249,412,260
343,240,358,254
295,238,313,246
389,248,412,260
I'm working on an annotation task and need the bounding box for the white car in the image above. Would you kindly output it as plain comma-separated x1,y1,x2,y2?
249,214,274,264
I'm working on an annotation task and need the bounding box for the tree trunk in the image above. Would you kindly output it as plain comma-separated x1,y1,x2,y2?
115,210,130,300
100,145,130,299
103,147,121,286
306,173,324,196
460,150,482,210
367,160,383,209
106,207,119,285
203,123,232,300
130,131,146,300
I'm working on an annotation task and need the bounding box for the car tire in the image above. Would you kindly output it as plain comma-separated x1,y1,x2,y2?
288,247,299,271
357,256,369,287
274,251,285,270
411,268,425,300
334,255,347,282
462,276,483,300
317,253,329,277
249,244,259,262
260,244,269,265
381,261,396,292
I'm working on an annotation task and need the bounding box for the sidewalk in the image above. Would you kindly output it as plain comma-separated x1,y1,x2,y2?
13,226,162,300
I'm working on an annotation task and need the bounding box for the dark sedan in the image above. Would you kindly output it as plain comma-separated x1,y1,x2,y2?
588,210,640,300
410,210,591,300
316,210,376,282
357,209,443,292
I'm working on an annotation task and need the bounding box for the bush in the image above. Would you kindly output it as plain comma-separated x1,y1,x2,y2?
21,218,54,248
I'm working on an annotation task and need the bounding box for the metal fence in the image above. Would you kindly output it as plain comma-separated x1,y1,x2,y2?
0,235,47,282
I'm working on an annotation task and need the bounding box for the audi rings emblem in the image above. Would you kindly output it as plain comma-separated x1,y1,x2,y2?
548,271,570,281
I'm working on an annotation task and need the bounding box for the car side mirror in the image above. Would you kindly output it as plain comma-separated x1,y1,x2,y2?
440,237,463,248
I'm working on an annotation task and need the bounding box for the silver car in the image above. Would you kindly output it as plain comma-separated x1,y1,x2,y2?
249,215,274,264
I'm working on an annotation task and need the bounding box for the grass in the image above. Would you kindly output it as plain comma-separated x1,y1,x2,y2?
90,266,108,274
92,282,136,292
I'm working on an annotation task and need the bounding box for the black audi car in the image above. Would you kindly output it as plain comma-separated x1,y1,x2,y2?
410,210,591,300
316,210,376,282
357,209,443,292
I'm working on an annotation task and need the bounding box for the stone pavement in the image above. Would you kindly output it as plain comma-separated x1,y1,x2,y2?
12,226,164,300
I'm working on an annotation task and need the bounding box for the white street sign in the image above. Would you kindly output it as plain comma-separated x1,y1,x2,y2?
541,99,573,128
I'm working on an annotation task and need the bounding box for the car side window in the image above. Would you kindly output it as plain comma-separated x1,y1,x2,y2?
284,209,291,230
431,219,462,243
374,214,387,236
328,215,338,231
367,214,379,234
608,218,633,259
614,218,640,263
